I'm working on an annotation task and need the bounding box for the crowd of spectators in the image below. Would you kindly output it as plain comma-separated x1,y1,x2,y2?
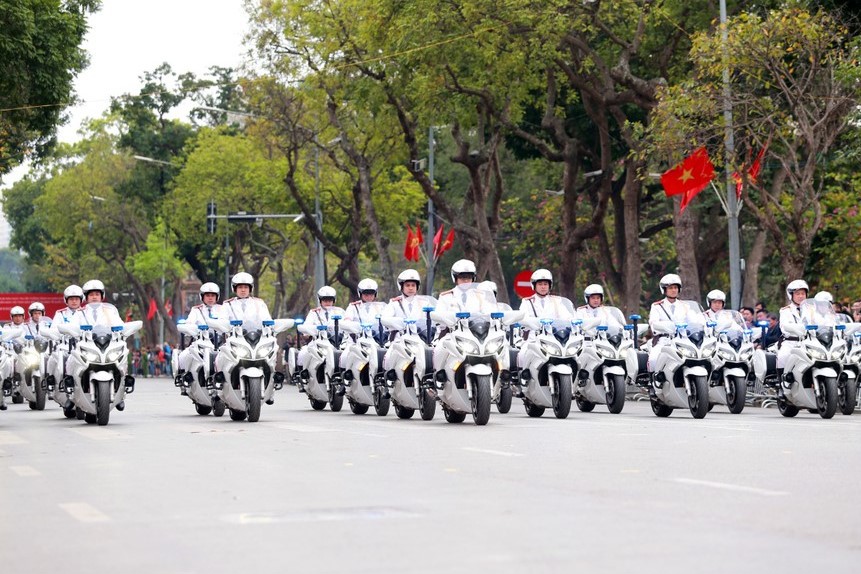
130,343,174,378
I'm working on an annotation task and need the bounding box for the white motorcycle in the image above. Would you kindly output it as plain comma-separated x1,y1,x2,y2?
43,329,79,418
709,310,755,414
517,317,580,418
11,333,49,411
648,305,715,419
432,310,520,425
211,318,292,422
380,314,435,420
0,329,18,411
340,319,388,415
293,315,344,412
835,315,860,415
176,322,225,417
575,307,638,414
58,322,141,425
776,300,845,419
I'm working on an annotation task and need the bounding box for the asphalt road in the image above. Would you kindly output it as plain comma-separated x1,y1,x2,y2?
1,377,859,574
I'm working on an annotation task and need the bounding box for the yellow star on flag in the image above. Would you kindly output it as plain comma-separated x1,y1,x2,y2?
678,169,694,183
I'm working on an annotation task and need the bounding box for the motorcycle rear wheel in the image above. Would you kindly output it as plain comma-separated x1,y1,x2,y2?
778,395,798,417
95,381,111,425
212,400,225,417
63,405,77,419
606,374,626,414
195,403,212,416
349,400,369,415
817,377,838,419
524,399,545,418
310,399,327,411
395,404,415,419
838,380,856,416
328,381,343,412
443,405,466,423
575,396,595,412
726,376,747,415
651,398,673,417
552,374,572,419
688,376,709,419
419,388,436,421
229,408,247,421
373,387,390,416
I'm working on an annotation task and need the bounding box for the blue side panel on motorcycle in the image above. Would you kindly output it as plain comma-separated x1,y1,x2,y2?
405,319,416,324
263,320,274,327
230,320,242,326
422,306,435,312
706,321,717,328
111,326,124,332
805,325,818,330
24,335,34,340
624,324,634,330
81,325,93,331
572,319,583,326
317,325,329,331
491,312,504,319
743,329,752,336
597,325,609,331
456,312,470,319
361,323,373,329
676,323,688,330
836,324,846,331
198,324,209,330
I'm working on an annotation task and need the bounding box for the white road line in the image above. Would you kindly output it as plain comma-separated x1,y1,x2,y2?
462,447,524,458
264,423,338,433
0,431,28,445
673,477,788,497
10,465,41,477
66,428,132,441
59,502,111,523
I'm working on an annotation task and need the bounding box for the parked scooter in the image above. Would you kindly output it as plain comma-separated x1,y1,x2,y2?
709,310,756,414
211,318,292,422
516,317,581,418
58,321,141,425
381,311,436,420
775,300,845,419
176,322,224,417
340,319,387,415
11,333,49,411
646,301,715,418
575,307,639,414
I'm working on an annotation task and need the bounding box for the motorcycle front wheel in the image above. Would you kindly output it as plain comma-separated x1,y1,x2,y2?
245,378,262,422
817,377,838,419
606,374,626,414
470,375,491,425
373,386,390,416
95,380,111,426
419,388,436,421
443,405,466,423
838,380,856,416
688,376,709,419
651,398,673,417
29,376,46,411
524,399,545,418
496,385,512,414
328,380,343,412
195,403,212,416
552,374,572,419
726,376,746,414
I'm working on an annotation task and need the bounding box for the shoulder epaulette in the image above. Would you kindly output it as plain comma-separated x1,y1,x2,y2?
350,301,361,306
440,289,453,296
390,296,402,302
652,299,665,305
780,305,791,311
577,305,588,310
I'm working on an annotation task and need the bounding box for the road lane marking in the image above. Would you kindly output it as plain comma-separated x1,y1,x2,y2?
462,447,523,457
10,465,41,477
225,507,420,524
66,428,132,441
0,431,28,445
59,502,111,523
673,478,788,496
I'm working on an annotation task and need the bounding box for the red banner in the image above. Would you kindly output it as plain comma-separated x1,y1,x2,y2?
0,293,65,320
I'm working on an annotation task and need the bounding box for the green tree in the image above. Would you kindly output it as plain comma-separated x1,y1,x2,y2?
0,0,100,177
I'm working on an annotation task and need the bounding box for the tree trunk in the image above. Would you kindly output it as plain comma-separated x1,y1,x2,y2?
622,169,644,315
741,229,770,307
673,198,701,303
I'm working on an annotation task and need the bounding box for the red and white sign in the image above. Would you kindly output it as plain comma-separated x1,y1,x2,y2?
513,270,534,299
0,293,66,320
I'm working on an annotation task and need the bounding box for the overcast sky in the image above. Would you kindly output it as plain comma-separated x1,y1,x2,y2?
0,0,250,244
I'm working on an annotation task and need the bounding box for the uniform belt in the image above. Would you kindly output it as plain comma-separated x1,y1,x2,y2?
784,336,800,342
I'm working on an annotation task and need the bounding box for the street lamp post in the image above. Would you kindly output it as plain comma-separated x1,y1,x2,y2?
314,144,325,292
426,127,436,296
720,0,742,309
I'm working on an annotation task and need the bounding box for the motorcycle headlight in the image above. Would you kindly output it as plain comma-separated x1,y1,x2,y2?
540,340,562,357
805,344,827,361
597,344,617,359
739,347,753,362
105,348,124,363
717,348,736,362
677,344,697,359
830,345,846,362
231,341,251,359
701,341,716,357
484,337,504,355
565,341,581,356
256,341,275,359
81,348,100,363
455,336,480,355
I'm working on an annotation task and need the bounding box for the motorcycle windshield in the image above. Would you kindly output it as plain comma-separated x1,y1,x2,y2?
799,300,837,330
467,318,490,341
685,324,706,347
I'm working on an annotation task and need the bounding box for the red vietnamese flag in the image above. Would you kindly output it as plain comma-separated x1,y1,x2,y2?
146,298,158,320
165,300,173,318
735,146,767,199
437,228,455,257
414,224,424,262
661,147,715,198
404,225,415,260
432,225,444,258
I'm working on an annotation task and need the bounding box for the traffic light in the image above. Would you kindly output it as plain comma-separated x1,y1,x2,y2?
207,202,217,234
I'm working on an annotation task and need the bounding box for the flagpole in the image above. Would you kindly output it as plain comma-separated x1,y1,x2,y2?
721,0,742,309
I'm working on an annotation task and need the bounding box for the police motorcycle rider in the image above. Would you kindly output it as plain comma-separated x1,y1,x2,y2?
344,278,387,342
175,282,223,403
221,272,272,323
2,307,26,404
77,280,124,328
24,302,52,337
45,285,85,416
7,306,26,328
294,286,346,378
382,269,436,322
704,290,727,321
519,269,574,321
777,280,810,379
647,274,704,370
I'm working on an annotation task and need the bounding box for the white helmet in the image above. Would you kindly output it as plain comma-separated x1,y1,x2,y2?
397,269,421,291
231,272,254,291
357,278,378,297
814,291,833,304
583,283,604,304
10,306,24,318
706,289,726,307
659,273,682,295
82,279,106,298
480,280,498,295
317,285,337,304
28,302,45,315
63,284,84,302
531,269,553,288
786,279,809,301
450,259,477,283
199,282,220,301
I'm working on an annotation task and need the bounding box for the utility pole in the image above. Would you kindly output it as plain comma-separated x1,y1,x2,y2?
426,126,436,296
721,0,742,309
314,144,325,292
